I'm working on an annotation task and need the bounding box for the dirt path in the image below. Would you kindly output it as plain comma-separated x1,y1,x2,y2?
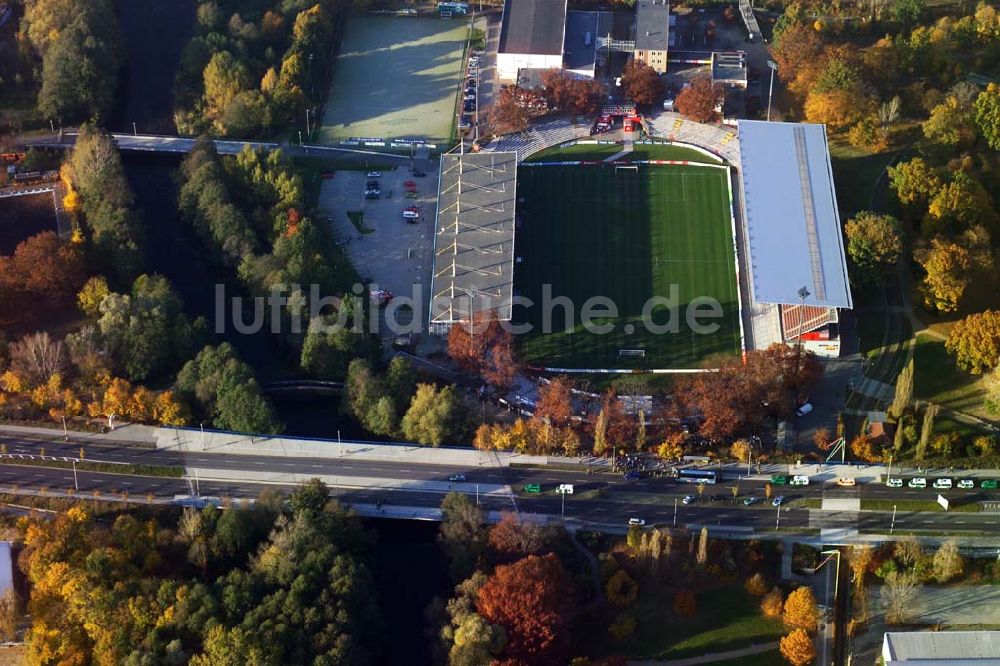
628,641,779,666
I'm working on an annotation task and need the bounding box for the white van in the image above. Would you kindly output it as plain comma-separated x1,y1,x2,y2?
790,475,810,486
557,484,574,495
908,477,927,489
932,478,952,490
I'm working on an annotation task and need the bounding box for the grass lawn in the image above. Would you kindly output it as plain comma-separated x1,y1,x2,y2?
319,14,468,144
620,584,785,660
513,162,741,369
861,498,981,513
913,332,993,420
710,650,785,666
827,135,897,216
526,141,724,164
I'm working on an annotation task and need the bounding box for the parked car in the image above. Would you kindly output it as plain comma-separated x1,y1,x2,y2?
448,474,467,482
790,475,810,486
366,170,381,178
795,402,813,416
412,169,427,177
743,496,758,506
772,495,785,507
908,477,927,489
770,475,788,485
628,518,645,526
402,206,421,222
957,479,975,490
982,479,999,490
710,494,725,502
835,477,857,487
933,478,953,489
682,495,696,505
886,478,903,488
365,190,380,199
624,470,641,480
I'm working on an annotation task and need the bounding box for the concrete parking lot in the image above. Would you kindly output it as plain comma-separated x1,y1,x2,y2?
316,161,438,338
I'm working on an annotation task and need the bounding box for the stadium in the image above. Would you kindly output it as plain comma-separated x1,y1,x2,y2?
428,116,853,373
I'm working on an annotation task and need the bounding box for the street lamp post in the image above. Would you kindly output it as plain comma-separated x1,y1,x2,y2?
766,59,778,122
72,459,78,491
886,453,893,484
673,497,678,527
890,504,897,534
819,549,842,599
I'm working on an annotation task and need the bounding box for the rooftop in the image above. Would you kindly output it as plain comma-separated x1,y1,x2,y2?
429,152,518,324
635,0,671,52
737,120,852,309
712,51,748,86
499,0,568,56
563,10,614,74
883,631,1000,665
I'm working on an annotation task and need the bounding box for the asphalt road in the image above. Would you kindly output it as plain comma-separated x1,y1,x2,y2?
3,435,1000,503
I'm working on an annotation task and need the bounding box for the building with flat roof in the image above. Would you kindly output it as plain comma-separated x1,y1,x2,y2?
737,120,851,356
429,152,518,326
497,0,569,81
883,631,1000,665
634,0,671,73
562,10,614,79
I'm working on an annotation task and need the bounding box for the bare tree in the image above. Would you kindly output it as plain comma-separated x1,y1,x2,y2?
881,570,920,624
9,332,66,385
879,95,901,131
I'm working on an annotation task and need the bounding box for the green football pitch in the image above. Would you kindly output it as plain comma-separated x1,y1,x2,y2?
513,163,742,370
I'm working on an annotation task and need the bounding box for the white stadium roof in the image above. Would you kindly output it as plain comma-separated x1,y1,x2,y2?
883,631,1000,665
737,120,852,309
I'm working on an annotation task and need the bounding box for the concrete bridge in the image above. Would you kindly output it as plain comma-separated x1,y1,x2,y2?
23,131,412,163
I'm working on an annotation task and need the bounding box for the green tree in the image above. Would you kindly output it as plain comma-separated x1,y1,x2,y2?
68,125,143,280
439,493,487,581
975,83,1000,150
892,0,925,28
844,212,905,284
916,402,938,461
890,359,914,417
176,343,280,434
97,275,198,382
300,307,375,379
888,157,942,206
401,383,464,446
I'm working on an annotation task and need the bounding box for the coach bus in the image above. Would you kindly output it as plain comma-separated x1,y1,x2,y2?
437,2,468,14
677,469,718,485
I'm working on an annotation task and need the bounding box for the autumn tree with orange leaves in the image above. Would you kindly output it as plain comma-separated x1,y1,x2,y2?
780,629,816,666
675,75,726,123
476,553,574,665
533,375,574,427
621,60,666,106
0,232,86,324
541,70,606,116
669,345,822,442
488,511,550,559
447,309,517,389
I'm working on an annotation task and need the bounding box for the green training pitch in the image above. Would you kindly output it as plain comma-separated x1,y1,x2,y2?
318,15,468,144
513,163,742,370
